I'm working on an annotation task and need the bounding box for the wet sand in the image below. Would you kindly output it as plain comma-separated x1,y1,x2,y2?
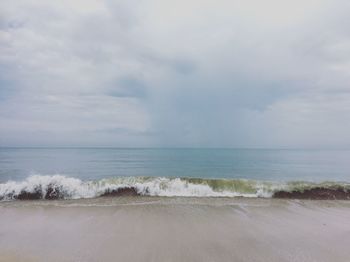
1,197,350,262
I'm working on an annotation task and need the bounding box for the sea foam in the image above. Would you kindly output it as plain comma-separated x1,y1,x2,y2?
1,175,349,200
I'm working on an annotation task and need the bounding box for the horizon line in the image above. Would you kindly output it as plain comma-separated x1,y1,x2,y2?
0,146,349,150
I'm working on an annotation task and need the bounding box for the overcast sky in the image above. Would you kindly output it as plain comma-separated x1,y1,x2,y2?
1,0,350,148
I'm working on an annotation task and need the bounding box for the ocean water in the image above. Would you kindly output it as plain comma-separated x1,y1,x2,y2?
0,148,350,199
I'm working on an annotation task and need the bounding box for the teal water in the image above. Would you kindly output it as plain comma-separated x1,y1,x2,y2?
0,148,349,183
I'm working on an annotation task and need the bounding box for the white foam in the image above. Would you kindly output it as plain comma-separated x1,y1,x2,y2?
133,177,262,197
0,175,274,200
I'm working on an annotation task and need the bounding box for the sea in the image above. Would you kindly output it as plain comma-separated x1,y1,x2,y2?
1,148,350,200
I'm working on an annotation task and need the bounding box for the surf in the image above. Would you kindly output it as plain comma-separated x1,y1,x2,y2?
1,175,350,201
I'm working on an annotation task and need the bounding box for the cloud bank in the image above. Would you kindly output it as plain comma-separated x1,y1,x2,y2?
1,0,350,147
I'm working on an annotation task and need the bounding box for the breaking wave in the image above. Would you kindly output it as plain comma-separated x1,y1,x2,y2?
1,175,350,201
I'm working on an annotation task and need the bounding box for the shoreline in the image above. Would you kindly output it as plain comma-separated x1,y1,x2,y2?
1,197,350,261
2,175,350,201
2,187,350,201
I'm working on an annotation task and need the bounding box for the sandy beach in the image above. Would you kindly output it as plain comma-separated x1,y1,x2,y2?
1,197,350,262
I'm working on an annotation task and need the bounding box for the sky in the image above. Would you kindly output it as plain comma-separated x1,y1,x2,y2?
1,0,350,148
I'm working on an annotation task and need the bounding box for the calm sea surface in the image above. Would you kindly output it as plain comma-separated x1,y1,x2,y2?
0,148,349,183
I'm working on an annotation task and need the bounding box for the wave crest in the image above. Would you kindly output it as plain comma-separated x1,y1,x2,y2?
1,175,350,200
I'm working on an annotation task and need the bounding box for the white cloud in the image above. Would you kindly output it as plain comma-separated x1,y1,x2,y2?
0,0,350,147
